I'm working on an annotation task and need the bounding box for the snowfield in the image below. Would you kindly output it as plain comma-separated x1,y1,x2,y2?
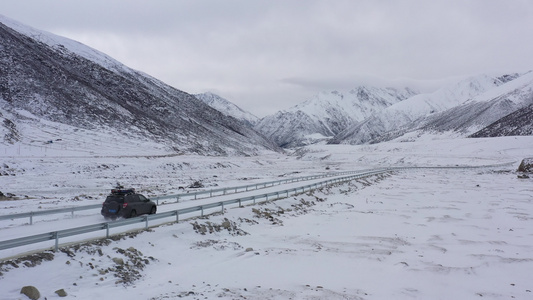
1,137,532,299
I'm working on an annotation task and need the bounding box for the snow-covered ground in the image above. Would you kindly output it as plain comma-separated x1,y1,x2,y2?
1,136,532,299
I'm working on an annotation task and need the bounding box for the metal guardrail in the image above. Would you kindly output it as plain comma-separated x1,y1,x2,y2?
0,169,375,225
151,169,369,202
0,169,393,253
0,204,103,225
0,162,515,255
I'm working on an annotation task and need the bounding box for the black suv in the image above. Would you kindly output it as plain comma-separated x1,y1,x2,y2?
101,188,157,219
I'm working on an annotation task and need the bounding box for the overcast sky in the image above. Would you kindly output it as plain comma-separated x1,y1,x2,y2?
3,0,533,117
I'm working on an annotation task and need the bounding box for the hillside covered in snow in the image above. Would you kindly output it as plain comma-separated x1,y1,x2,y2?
195,92,259,127
470,103,533,138
0,15,280,156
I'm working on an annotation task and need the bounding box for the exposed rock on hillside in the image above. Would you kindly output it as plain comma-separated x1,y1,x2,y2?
470,104,533,138
518,158,533,173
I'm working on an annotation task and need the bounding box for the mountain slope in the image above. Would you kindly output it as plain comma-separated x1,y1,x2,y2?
469,104,533,137
255,87,417,148
417,72,533,135
195,92,259,127
329,74,524,145
0,15,280,155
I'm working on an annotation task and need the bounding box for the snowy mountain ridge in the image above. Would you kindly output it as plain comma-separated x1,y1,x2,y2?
416,71,533,136
329,72,533,145
0,14,131,76
391,74,509,118
254,86,417,147
195,92,259,126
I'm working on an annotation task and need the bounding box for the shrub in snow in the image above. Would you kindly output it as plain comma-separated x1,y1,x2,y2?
189,181,204,188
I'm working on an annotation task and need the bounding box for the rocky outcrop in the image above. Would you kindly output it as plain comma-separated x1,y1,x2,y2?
518,158,533,173
55,289,68,297
20,286,40,300
471,104,533,138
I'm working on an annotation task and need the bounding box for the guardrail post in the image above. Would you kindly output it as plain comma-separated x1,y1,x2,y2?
238,199,242,207
53,232,59,252
30,212,34,225
253,196,256,205
201,206,204,217
144,216,149,229
222,202,224,214
105,223,110,238
176,211,179,222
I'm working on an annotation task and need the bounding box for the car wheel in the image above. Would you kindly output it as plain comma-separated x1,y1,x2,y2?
130,210,137,218
150,206,157,215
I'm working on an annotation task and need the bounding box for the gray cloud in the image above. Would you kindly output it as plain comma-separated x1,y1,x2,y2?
3,0,533,117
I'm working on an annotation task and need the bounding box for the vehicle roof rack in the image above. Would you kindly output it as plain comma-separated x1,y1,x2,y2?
111,188,135,195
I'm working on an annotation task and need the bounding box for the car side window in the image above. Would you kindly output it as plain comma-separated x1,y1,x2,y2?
139,195,148,202
126,195,139,203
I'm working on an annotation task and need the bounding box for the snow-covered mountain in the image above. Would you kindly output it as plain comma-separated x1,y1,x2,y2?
329,73,532,144
417,72,533,135
254,87,417,148
195,92,259,127
0,15,280,155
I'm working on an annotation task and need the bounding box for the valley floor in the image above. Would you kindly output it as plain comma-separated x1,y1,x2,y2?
1,137,532,299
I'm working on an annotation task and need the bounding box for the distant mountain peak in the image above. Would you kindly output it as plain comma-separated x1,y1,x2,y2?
194,93,259,126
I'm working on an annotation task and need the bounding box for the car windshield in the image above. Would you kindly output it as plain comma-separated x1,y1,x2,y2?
105,195,124,203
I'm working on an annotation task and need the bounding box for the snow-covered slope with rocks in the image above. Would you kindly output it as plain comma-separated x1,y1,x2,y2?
0,15,280,156
470,103,533,137
0,15,131,76
330,73,531,145
195,92,259,127
255,87,417,148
